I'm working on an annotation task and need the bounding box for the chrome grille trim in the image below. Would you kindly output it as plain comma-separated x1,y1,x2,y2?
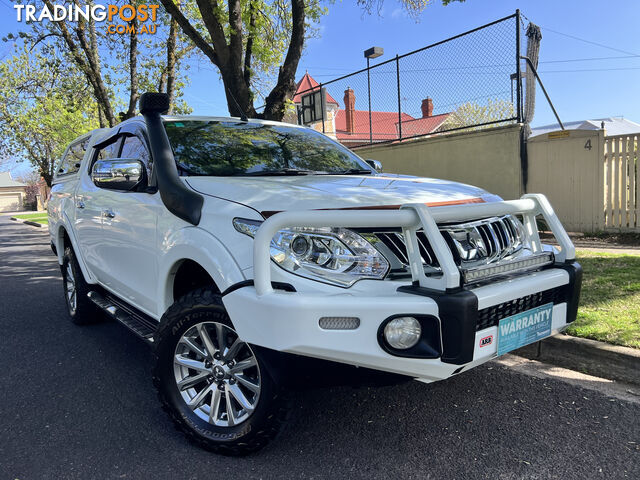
370,215,527,271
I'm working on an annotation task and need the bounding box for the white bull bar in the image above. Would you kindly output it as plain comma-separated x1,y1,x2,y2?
253,193,575,296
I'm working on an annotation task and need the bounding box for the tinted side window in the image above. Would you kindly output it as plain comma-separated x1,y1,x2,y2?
120,136,150,166
96,139,122,161
57,138,88,176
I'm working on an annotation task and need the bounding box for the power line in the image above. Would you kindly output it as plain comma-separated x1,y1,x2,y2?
540,54,640,64
540,66,640,73
538,25,640,57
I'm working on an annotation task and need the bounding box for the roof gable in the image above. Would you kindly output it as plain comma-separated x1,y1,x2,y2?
0,172,26,188
292,73,339,105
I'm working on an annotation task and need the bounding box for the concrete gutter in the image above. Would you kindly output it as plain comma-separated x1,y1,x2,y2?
514,334,640,386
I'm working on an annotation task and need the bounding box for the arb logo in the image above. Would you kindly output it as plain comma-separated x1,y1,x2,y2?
479,335,493,347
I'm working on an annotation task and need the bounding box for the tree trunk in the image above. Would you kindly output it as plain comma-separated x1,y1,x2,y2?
262,0,305,120
41,167,53,188
124,17,140,120
165,11,178,114
42,0,116,127
161,0,306,121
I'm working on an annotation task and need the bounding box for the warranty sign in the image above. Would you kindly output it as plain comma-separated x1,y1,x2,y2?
497,303,553,356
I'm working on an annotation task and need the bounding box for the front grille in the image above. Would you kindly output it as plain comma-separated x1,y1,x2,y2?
471,216,519,258
369,216,520,271
475,286,567,331
374,231,438,266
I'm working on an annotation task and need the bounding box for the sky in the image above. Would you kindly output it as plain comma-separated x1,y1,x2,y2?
183,0,640,127
1,0,639,175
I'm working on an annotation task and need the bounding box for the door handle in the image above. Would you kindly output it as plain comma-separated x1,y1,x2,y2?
76,200,85,209
102,209,116,219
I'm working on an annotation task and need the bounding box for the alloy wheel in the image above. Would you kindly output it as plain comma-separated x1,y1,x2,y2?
173,322,261,427
65,263,77,315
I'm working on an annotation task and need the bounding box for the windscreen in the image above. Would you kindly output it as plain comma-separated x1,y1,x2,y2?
163,120,371,176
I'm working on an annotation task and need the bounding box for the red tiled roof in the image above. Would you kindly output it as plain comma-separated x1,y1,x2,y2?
397,113,450,137
293,72,450,143
292,73,339,105
335,109,415,142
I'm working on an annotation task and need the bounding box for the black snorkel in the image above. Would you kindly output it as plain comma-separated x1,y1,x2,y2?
139,92,203,226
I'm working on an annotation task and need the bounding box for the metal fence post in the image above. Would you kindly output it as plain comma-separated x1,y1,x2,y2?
319,83,325,134
396,54,402,141
367,58,373,144
515,9,522,123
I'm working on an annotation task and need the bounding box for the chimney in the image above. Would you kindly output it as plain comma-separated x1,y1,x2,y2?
421,97,434,118
344,88,355,133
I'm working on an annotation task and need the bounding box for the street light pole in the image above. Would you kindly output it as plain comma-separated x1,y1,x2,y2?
364,47,383,145
367,57,372,144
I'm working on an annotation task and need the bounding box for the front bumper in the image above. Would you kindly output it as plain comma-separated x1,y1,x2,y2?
224,194,581,382
222,262,582,382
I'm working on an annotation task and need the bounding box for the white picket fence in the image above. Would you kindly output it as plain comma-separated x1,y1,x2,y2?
604,134,639,230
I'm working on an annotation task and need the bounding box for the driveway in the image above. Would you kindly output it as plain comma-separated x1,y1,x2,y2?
0,215,638,479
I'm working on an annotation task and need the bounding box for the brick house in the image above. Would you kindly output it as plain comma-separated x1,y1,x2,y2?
291,73,451,147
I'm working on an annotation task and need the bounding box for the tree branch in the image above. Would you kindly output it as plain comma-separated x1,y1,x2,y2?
228,0,243,70
195,0,230,64
160,0,220,65
74,17,115,126
125,17,139,119
243,1,256,88
262,0,305,120
165,9,178,113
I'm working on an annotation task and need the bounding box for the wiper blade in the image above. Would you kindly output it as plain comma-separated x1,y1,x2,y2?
233,168,316,176
336,168,374,175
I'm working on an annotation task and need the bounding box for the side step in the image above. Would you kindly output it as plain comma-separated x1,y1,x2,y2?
88,291,158,342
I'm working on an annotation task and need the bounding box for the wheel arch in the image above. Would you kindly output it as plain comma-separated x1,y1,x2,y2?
55,224,70,265
158,227,245,315
55,216,96,284
170,258,220,302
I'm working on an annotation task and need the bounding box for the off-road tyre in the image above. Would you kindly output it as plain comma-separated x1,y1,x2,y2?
152,287,290,456
62,246,101,325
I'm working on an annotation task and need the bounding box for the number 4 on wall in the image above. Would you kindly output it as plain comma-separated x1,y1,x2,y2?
584,139,592,150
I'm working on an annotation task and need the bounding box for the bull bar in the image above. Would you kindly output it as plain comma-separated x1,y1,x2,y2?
252,193,576,296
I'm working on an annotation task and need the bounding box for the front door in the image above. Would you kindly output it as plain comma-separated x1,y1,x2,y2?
73,136,117,279
91,133,162,316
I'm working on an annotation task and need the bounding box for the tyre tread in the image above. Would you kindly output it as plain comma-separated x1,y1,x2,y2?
152,287,290,456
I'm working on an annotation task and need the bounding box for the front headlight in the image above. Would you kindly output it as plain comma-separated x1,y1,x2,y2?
233,218,390,287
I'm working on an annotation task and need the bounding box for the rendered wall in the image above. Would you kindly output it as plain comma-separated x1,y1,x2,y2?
355,124,523,201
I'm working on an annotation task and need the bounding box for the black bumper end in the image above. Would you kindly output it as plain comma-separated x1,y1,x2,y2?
397,261,583,366
554,261,583,325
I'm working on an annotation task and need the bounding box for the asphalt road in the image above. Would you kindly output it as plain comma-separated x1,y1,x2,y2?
0,215,638,480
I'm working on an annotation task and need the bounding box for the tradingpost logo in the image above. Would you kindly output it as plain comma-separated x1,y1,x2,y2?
14,3,160,35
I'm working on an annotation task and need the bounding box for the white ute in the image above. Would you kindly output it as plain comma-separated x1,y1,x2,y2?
48,93,582,455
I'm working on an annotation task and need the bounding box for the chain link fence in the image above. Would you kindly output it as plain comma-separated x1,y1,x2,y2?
294,12,527,148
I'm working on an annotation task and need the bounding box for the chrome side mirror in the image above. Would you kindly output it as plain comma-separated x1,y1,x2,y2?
91,158,147,191
365,159,382,172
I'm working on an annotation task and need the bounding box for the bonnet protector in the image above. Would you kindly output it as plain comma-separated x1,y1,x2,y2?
139,92,203,225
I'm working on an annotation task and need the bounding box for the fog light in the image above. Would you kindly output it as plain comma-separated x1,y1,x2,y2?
383,317,421,349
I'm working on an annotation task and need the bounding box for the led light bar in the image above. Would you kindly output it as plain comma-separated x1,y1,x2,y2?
462,252,555,284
